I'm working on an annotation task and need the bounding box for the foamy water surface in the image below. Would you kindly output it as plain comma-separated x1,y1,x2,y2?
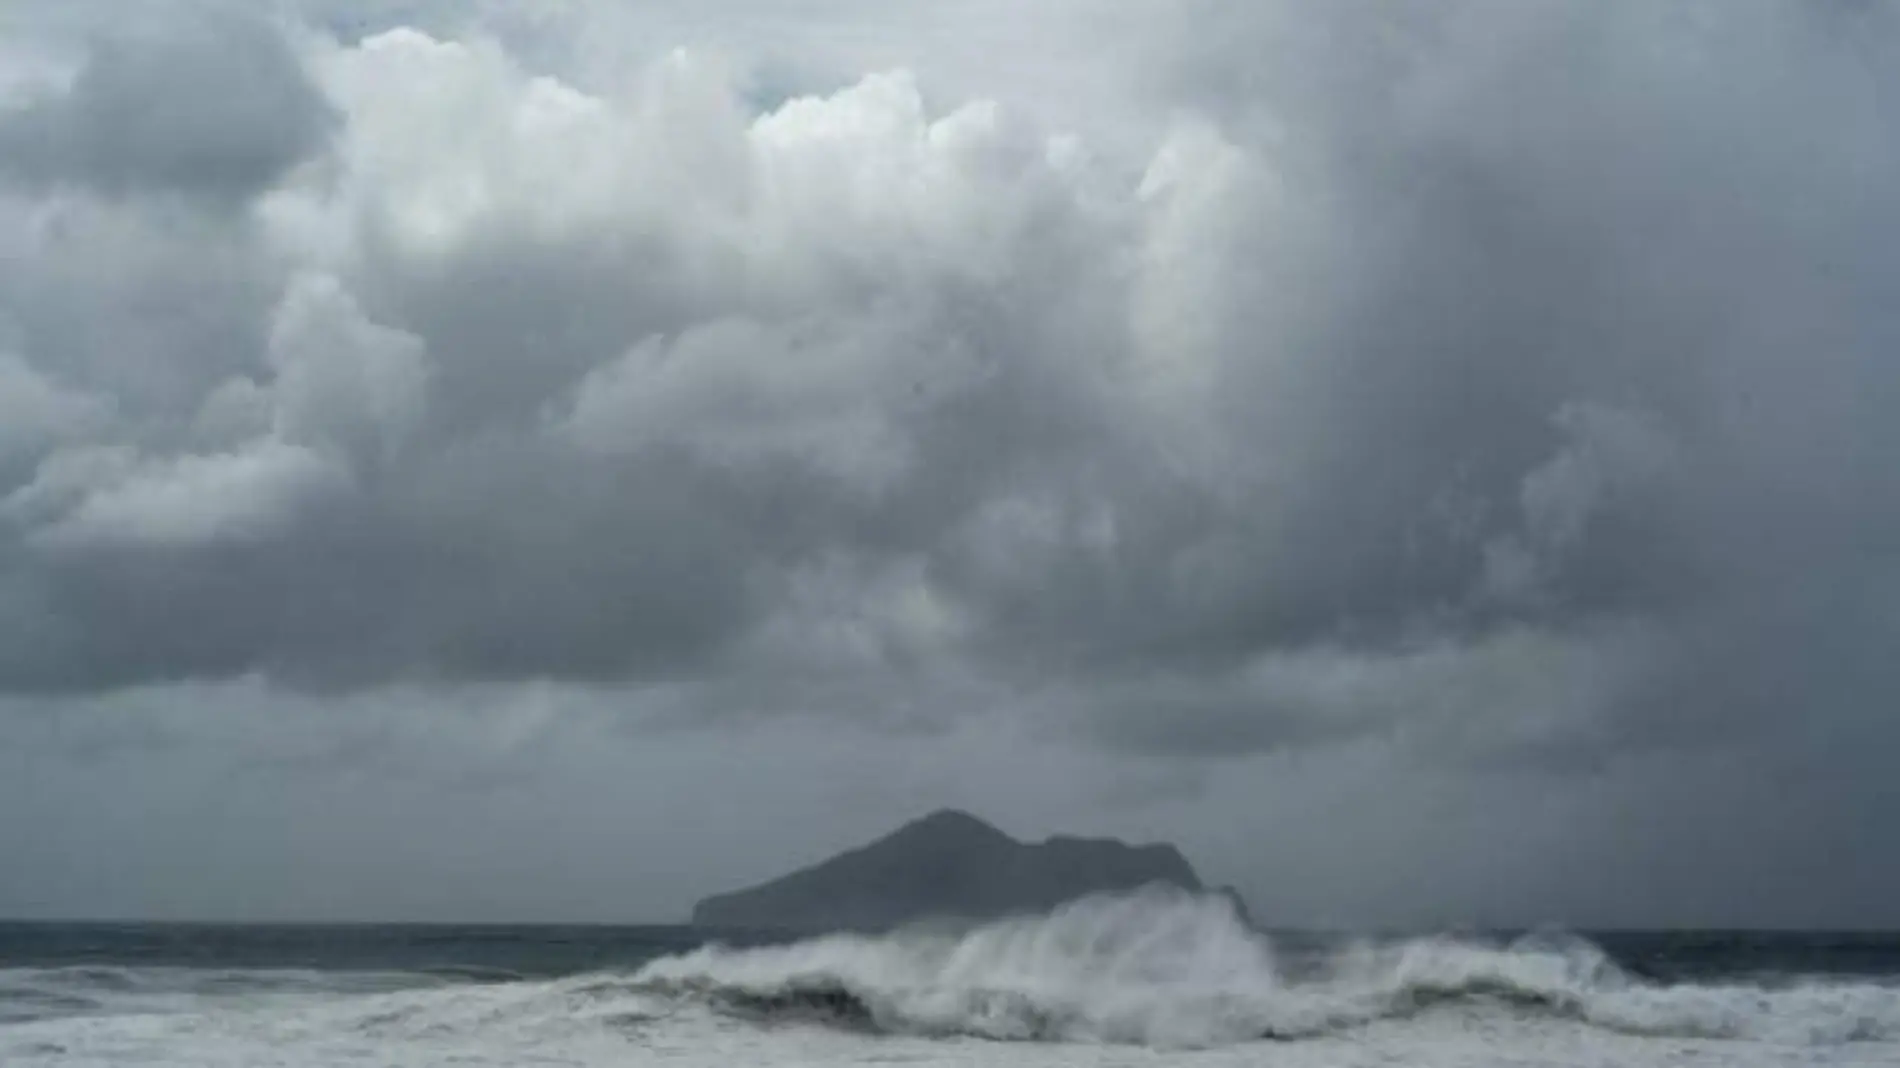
4,891,1897,1067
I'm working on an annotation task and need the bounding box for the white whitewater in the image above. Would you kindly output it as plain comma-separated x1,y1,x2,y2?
634,886,1900,1047
4,890,1898,1067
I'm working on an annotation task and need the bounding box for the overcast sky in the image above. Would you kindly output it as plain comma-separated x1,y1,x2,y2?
0,0,1895,929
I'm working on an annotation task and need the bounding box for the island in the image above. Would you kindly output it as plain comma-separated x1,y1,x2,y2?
690,809,1250,931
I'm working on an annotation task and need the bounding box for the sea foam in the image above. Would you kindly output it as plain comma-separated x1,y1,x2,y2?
633,886,1900,1047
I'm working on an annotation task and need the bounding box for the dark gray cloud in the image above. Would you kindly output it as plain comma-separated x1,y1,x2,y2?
0,6,336,201
0,0,1897,926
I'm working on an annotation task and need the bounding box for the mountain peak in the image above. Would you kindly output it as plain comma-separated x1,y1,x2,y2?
891,809,1015,843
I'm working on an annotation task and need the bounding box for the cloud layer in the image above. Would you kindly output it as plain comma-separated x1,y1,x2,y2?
1,0,1896,924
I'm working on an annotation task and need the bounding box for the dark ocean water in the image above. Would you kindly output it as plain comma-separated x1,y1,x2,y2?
4,920,1898,982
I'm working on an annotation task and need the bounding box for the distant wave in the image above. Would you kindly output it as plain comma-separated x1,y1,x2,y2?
0,965,454,1024
629,887,1900,1047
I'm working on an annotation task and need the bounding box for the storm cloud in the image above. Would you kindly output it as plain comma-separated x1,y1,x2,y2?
1,0,1896,926
0,7,335,200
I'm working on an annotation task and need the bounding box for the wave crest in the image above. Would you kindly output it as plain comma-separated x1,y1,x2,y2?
632,888,1900,1047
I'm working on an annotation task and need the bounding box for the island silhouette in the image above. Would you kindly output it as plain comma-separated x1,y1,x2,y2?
692,809,1250,931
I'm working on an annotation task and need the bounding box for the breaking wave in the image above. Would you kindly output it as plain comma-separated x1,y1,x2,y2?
631,887,1900,1047
8,895,1898,1054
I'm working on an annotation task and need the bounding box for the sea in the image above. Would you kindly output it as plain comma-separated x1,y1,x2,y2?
3,888,1897,1067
